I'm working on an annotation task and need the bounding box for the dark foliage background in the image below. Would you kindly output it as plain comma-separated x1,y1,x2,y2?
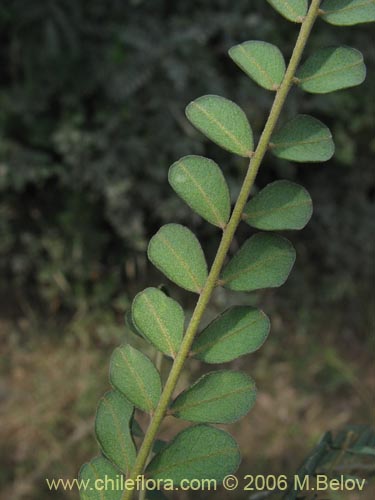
1,0,373,311
0,1,374,499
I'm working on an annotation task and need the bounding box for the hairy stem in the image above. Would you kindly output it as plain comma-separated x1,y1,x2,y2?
123,2,321,498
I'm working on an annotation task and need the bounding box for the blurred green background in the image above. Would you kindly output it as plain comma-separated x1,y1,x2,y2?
0,1,374,499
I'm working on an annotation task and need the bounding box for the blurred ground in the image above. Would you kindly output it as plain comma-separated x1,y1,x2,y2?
1,279,374,500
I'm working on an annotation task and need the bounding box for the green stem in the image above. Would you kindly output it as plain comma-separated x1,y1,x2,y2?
123,2,321,498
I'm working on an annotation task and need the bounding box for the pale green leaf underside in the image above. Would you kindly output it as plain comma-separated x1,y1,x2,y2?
95,391,136,475
297,46,366,94
132,287,184,358
110,345,161,413
169,155,230,228
271,115,334,162
222,233,296,291
267,0,308,22
186,95,253,157
79,456,122,500
229,41,286,91
146,424,240,483
244,180,313,230
192,306,270,363
170,371,256,424
321,0,375,25
148,224,208,293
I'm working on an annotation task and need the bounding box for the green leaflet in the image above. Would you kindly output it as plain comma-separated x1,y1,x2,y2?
148,224,208,293
131,419,144,438
321,0,375,26
95,391,136,474
79,456,122,500
296,46,366,94
266,0,308,22
229,41,286,91
270,115,335,162
243,180,313,230
110,345,161,413
168,155,230,228
192,306,270,364
170,371,256,424
146,424,240,483
132,287,184,358
221,233,296,292
185,95,253,157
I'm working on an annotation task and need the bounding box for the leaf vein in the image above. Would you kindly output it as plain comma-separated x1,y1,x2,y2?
193,315,266,354
244,199,311,219
299,59,363,84
193,102,249,156
140,294,176,357
223,251,292,284
172,383,254,414
101,397,131,473
119,350,154,412
238,44,276,88
158,234,202,292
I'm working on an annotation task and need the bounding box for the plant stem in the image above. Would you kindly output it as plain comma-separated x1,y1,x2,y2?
123,2,321,498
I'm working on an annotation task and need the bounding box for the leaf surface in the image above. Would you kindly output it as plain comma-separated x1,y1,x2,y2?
221,233,296,292
321,0,375,25
148,224,208,293
243,180,313,230
169,155,230,228
95,391,136,474
229,41,286,90
192,306,270,363
110,345,161,413
266,0,308,22
271,115,334,162
297,46,366,94
146,425,240,483
170,371,256,423
132,287,184,358
186,95,253,157
79,456,122,500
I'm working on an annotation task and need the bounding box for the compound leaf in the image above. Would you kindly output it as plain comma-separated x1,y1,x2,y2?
148,224,208,293
243,180,313,230
229,41,286,91
79,456,122,500
146,424,240,483
270,115,334,162
169,155,230,228
170,371,256,424
132,287,184,358
95,391,136,474
296,46,366,94
186,95,253,157
110,345,161,413
321,0,375,25
221,233,296,292
192,306,270,363
266,0,308,22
